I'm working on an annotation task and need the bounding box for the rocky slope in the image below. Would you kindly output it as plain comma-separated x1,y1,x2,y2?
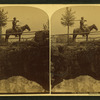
52,75,100,93
0,76,45,93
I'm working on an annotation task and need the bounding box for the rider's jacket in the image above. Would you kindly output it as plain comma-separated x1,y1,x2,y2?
12,20,18,31
80,19,87,31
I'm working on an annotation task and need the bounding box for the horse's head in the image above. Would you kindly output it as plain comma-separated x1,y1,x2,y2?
93,24,98,31
25,24,31,31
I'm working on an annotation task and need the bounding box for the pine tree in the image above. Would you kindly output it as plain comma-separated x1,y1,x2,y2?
0,8,8,39
61,7,75,42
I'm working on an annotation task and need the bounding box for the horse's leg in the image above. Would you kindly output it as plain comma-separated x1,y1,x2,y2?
73,34,75,41
19,35,21,42
5,34,7,42
7,35,9,42
5,34,9,42
75,34,77,42
86,34,88,42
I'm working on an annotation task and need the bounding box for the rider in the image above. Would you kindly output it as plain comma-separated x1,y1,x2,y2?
12,17,19,32
80,17,87,32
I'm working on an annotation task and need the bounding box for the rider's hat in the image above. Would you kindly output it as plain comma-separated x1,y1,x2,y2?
13,17,16,20
81,17,84,19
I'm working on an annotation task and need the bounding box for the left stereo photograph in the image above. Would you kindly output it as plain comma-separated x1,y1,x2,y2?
0,6,49,93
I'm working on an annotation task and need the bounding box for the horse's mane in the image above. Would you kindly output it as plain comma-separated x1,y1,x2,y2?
6,24,27,31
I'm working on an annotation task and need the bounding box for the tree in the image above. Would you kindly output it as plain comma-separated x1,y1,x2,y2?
0,8,8,39
43,20,49,31
61,7,75,42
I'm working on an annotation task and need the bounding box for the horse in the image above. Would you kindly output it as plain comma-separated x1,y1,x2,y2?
5,24,31,42
73,24,98,42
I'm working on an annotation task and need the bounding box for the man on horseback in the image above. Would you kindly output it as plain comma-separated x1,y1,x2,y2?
12,17,19,37
12,17,19,32
80,17,87,32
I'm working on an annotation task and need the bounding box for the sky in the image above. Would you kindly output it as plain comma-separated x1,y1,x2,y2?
0,6,48,42
1,5,100,35
1,6,48,34
0,5,100,41
51,6,100,35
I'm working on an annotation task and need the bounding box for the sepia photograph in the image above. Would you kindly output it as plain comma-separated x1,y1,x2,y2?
51,6,100,94
1,4,100,95
0,6,49,93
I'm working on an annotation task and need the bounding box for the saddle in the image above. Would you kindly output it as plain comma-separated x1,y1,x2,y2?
12,28,19,37
80,27,87,36
12,26,20,37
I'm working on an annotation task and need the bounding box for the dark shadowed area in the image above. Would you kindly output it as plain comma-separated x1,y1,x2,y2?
51,40,100,93
0,39,49,92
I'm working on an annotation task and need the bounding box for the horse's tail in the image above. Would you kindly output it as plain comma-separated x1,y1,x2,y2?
5,30,8,42
73,29,75,33
5,30,7,42
73,29,77,42
73,29,75,39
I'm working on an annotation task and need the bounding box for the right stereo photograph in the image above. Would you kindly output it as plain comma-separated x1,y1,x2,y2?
51,6,100,94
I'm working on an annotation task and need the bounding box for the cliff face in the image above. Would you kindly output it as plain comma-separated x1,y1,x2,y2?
51,41,100,88
0,41,49,92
